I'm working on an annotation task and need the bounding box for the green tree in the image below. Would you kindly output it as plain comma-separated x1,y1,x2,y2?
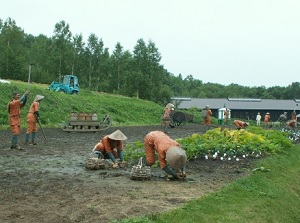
53,20,72,82
71,34,85,75
110,42,133,93
0,18,26,80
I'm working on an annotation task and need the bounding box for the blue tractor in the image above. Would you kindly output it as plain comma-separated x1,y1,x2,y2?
48,75,79,94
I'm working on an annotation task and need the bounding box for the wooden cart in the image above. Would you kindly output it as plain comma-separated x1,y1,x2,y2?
62,113,111,132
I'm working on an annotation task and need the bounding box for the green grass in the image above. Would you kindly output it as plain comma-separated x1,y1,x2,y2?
0,80,164,129
115,144,300,223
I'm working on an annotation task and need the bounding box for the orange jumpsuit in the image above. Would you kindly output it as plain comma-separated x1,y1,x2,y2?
234,120,247,128
162,106,172,130
224,110,228,125
264,114,271,125
144,131,181,169
8,99,25,135
288,120,296,128
204,109,213,126
93,136,123,158
162,107,171,122
26,101,40,134
291,112,296,121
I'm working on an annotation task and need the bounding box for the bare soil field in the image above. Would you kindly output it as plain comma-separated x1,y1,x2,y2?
0,124,258,223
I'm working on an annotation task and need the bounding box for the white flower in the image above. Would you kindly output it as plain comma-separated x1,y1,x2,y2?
236,158,240,161
205,155,208,159
220,157,224,161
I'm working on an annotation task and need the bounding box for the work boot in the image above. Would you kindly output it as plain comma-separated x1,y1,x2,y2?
31,141,37,145
24,141,29,145
119,160,128,168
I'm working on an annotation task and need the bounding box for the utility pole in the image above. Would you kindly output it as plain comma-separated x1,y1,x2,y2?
28,63,35,90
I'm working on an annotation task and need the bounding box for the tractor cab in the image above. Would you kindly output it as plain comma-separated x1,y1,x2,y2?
48,75,79,94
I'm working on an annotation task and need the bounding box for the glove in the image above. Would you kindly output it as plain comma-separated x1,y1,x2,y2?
142,156,151,167
177,172,186,178
180,166,186,178
93,151,103,159
162,166,178,179
112,162,119,169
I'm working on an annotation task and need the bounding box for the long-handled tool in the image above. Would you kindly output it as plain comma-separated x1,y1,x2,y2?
37,118,48,142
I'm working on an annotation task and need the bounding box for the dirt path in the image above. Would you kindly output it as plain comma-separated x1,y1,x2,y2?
0,124,257,223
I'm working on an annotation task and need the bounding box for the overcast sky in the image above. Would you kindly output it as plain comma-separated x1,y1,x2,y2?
1,0,299,87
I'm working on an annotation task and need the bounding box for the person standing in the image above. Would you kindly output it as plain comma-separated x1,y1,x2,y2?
291,111,296,122
92,130,127,168
144,131,187,179
224,108,229,126
25,95,45,145
202,105,213,132
256,112,262,126
289,111,297,128
277,112,288,126
161,103,174,133
264,112,271,128
8,90,29,149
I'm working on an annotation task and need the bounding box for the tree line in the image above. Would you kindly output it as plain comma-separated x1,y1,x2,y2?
1,17,300,105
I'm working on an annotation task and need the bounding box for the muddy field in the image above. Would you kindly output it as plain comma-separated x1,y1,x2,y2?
0,124,258,223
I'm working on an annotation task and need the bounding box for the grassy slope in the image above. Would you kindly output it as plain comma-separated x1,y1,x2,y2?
0,80,164,129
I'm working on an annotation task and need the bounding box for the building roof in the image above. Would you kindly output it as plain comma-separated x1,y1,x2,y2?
172,97,299,111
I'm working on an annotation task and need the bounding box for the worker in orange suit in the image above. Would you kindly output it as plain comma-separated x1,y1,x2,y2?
291,111,296,121
264,112,271,128
203,105,213,132
161,103,174,133
25,95,45,145
224,108,229,126
233,120,249,130
287,111,297,128
93,130,127,168
144,131,187,179
8,90,29,150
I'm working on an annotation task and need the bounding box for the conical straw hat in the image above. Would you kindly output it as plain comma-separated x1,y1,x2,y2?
108,130,127,140
34,94,45,101
166,103,175,109
166,146,187,170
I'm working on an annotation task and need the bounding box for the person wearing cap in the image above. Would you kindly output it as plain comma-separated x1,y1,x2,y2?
25,95,45,145
92,129,127,168
256,112,261,126
161,103,174,133
203,105,213,132
144,131,187,179
233,120,249,130
8,90,30,149
264,112,271,128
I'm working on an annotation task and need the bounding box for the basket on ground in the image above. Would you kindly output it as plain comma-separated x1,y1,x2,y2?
85,155,106,170
130,157,151,180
